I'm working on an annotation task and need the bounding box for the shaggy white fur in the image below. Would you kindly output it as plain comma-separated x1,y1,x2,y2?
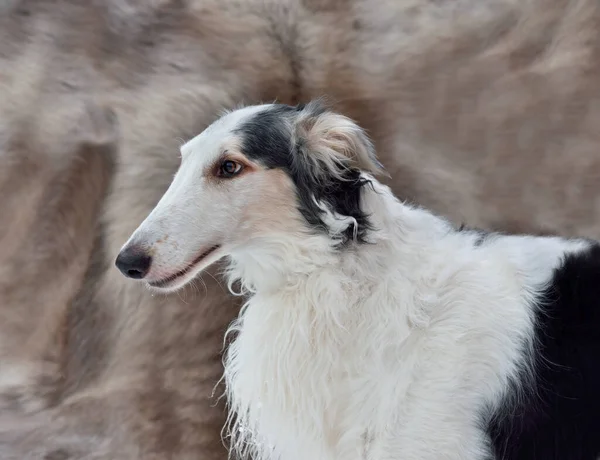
223,179,585,460
116,102,595,460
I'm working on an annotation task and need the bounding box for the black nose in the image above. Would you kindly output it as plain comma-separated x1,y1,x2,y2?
115,246,152,279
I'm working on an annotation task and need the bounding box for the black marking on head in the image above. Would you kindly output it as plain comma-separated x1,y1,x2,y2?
483,242,600,459
236,103,373,244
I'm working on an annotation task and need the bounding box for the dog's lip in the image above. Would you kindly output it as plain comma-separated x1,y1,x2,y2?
147,244,221,289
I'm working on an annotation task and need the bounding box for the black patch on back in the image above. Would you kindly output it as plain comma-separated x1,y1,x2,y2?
236,104,373,244
484,243,600,459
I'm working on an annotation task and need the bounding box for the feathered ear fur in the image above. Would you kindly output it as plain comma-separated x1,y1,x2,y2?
285,101,382,245
292,100,386,179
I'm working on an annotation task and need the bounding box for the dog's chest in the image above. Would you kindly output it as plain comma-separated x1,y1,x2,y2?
225,282,525,460
226,293,391,458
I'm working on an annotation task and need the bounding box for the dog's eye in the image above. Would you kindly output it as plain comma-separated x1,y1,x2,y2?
219,160,243,178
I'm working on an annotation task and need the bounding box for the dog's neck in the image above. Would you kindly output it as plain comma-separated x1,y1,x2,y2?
225,178,454,295
223,222,330,289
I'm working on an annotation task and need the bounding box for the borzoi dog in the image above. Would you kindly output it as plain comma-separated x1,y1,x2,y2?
115,101,600,460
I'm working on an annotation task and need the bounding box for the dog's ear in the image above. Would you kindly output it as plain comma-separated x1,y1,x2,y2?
286,101,379,244
292,100,386,177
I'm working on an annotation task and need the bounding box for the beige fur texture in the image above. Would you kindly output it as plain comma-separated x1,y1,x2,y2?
0,0,599,458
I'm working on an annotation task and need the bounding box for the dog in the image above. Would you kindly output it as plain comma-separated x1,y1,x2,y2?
3,0,600,458
116,101,600,460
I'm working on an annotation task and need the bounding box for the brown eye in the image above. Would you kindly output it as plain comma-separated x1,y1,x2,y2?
219,160,243,178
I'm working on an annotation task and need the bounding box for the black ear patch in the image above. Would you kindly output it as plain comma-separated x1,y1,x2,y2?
236,104,373,245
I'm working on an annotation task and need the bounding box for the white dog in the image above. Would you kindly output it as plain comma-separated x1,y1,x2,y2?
116,101,600,460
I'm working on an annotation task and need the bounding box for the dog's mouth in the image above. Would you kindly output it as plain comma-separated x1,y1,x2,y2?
147,244,221,289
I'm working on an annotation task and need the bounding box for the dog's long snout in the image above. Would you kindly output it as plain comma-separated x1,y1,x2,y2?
115,245,152,279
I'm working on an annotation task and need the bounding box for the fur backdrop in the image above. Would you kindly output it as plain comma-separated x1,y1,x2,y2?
0,0,599,458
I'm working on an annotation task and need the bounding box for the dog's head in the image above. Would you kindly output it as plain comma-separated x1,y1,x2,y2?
115,101,384,292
